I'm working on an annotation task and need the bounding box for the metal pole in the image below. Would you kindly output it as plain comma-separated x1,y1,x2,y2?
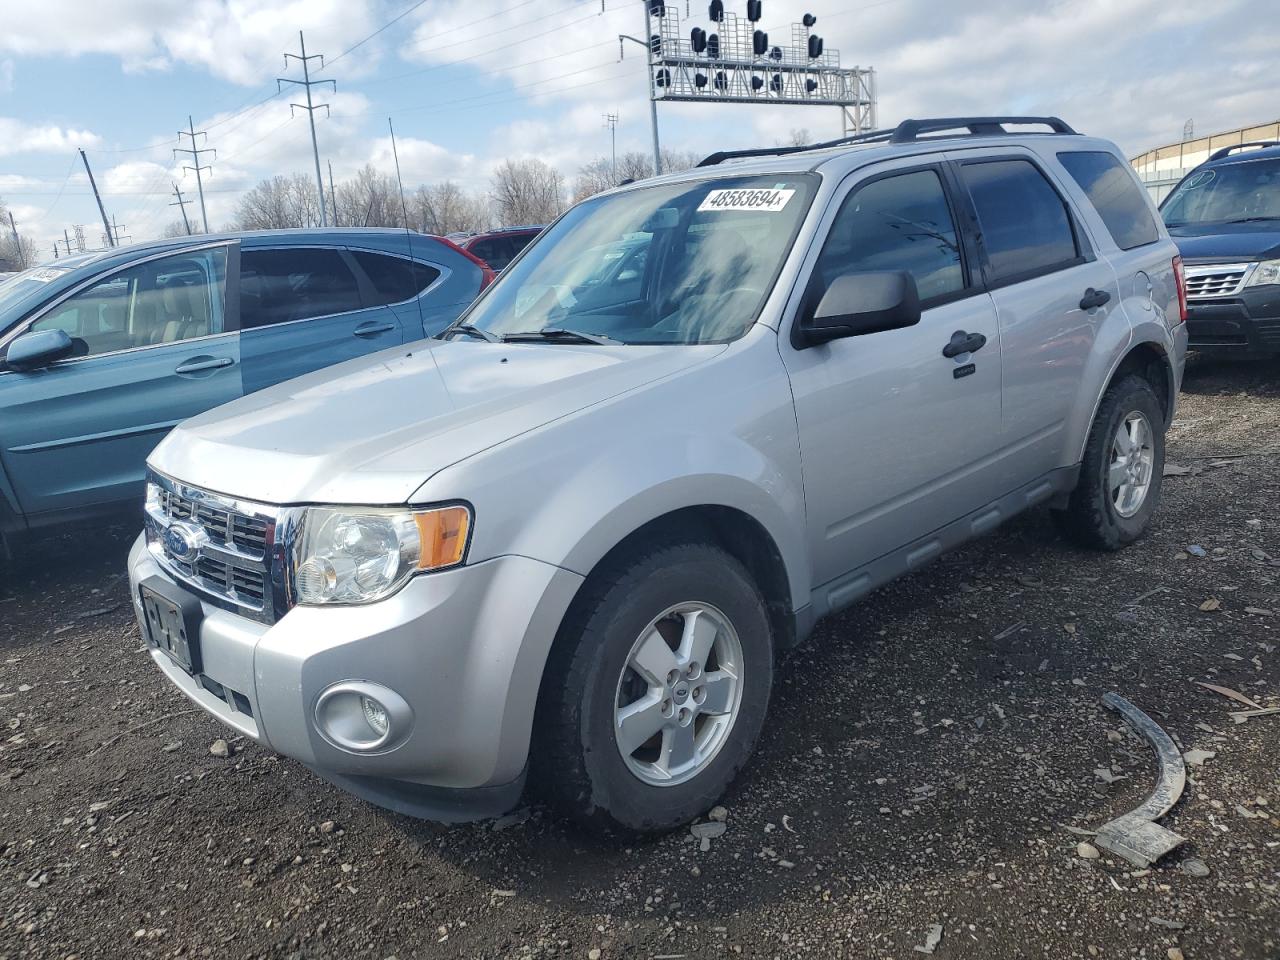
328,160,339,228
300,32,329,227
79,149,114,247
188,116,210,233
171,182,192,235
7,211,19,251
643,2,661,176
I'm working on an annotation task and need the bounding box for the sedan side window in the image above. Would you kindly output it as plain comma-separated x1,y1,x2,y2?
813,168,966,304
239,248,363,329
30,247,227,358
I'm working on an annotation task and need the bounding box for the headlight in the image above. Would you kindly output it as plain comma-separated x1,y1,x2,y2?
1246,259,1280,287
292,504,471,605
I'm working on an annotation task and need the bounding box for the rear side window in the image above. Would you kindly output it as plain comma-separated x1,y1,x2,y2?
239,248,363,329
814,168,965,303
350,251,440,306
468,237,514,270
1057,151,1159,250
960,159,1080,284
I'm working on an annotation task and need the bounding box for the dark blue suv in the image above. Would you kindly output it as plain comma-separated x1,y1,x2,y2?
1160,142,1280,356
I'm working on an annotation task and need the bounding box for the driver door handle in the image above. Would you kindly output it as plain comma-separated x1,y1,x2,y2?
941,330,987,359
1079,287,1112,310
175,357,234,374
353,321,396,338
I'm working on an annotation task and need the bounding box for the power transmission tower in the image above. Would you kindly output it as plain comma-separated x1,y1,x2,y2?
175,115,215,233
279,31,335,227
170,182,193,235
79,149,115,247
603,112,619,180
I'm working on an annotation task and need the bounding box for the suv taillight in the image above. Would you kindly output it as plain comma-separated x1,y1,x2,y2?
1172,255,1188,324
434,236,498,291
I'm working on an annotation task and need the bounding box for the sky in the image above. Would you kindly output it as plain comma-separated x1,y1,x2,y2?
0,0,1275,258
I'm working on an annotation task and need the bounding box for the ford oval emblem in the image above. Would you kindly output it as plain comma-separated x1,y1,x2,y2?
164,522,205,562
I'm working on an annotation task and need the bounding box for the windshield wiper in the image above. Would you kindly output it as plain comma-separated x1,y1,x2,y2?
440,322,500,342
501,328,618,345
1222,216,1280,224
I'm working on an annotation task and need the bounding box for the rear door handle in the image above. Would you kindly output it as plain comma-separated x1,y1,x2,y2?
353,321,396,338
175,357,234,375
1079,287,1112,310
942,330,987,359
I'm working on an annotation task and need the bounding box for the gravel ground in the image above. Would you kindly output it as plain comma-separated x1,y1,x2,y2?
1,355,1277,960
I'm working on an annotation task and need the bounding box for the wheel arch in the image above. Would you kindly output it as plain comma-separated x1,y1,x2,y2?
1074,336,1177,464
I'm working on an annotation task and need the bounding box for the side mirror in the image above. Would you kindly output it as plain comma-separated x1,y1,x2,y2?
795,271,922,347
5,328,75,371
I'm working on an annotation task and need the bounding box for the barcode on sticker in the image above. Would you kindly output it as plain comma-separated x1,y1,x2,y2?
698,188,795,213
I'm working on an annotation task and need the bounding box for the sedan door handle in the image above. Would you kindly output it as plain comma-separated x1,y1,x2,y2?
941,330,987,359
353,321,396,338
1079,287,1112,310
175,357,234,374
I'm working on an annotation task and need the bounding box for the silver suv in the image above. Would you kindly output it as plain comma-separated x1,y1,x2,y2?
128,117,1188,832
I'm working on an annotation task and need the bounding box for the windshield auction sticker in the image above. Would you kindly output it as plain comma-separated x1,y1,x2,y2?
698,188,795,213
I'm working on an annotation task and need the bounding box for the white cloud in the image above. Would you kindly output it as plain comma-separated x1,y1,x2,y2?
0,117,101,156
0,60,13,93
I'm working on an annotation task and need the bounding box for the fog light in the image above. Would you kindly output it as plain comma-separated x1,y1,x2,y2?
313,681,412,753
361,696,389,736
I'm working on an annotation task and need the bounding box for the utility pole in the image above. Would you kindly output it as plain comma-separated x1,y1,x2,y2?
7,211,19,252
328,160,339,228
109,215,131,246
79,149,115,247
170,182,193,236
175,116,214,233
619,2,661,176
279,32,335,227
604,112,619,180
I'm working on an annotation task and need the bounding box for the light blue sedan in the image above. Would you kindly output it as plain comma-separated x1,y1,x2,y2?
0,228,493,555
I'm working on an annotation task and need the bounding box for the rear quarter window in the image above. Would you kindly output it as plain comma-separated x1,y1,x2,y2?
1057,151,1160,250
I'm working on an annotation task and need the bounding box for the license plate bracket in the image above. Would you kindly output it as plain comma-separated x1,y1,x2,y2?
140,576,204,675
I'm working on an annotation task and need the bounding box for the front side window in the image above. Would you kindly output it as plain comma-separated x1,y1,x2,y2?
350,251,440,306
961,159,1080,283
30,247,227,358
1057,151,1159,250
1160,157,1280,227
455,174,817,344
813,168,965,304
239,248,363,329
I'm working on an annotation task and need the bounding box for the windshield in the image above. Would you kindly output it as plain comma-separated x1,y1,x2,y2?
0,265,74,321
451,174,817,344
1161,157,1280,226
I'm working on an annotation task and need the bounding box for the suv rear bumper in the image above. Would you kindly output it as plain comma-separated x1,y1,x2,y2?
127,533,583,820
1186,286,1280,355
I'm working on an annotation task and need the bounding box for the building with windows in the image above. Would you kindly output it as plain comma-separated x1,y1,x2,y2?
1130,120,1280,203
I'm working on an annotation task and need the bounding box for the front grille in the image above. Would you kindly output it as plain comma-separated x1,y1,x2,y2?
1184,264,1250,300
146,472,281,623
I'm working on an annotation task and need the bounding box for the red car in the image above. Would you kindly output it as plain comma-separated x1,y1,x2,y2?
459,226,544,272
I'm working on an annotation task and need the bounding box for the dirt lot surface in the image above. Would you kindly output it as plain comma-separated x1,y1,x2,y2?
1,356,1277,960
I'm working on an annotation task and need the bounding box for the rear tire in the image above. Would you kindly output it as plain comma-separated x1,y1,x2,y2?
1052,374,1165,551
532,541,774,833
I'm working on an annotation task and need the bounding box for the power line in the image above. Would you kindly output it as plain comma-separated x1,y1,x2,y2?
279,31,334,227
321,0,432,73
174,115,215,232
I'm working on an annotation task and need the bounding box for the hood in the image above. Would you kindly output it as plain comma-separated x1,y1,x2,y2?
150,338,725,505
1166,221,1280,261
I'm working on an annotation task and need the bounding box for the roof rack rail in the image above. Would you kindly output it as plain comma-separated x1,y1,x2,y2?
697,115,1078,167
1208,141,1280,161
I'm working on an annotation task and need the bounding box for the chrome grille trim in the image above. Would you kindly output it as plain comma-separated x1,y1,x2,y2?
1183,262,1255,300
144,470,290,624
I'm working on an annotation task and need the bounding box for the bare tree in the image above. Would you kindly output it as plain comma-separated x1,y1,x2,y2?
573,150,671,202
235,173,322,230
572,157,616,202
413,181,490,235
787,128,811,147
161,220,192,239
490,158,565,227
660,148,700,173
335,164,404,228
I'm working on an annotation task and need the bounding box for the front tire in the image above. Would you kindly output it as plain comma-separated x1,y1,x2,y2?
533,541,774,833
1053,374,1165,550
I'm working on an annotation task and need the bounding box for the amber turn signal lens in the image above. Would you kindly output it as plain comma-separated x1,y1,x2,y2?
414,506,471,570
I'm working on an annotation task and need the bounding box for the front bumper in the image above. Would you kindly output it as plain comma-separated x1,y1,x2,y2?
127,534,583,820
1186,285,1280,355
